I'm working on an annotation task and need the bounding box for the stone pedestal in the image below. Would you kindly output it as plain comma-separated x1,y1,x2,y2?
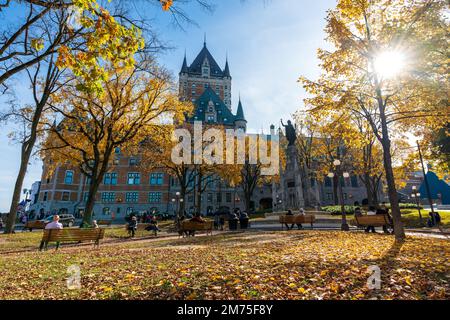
280,145,305,210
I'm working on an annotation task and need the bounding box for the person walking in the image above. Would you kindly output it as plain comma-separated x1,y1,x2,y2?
128,216,138,238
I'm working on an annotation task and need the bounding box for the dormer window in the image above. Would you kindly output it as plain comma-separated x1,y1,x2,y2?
202,67,209,77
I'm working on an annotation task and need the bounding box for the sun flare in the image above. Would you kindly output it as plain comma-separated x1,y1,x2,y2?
374,50,406,79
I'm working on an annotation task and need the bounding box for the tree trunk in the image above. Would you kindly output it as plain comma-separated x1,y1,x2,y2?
363,174,374,206
244,190,252,213
378,99,405,241
4,144,32,233
81,176,102,227
4,91,49,233
81,149,111,227
370,177,380,206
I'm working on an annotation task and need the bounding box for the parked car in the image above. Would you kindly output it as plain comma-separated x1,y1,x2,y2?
24,214,75,231
45,214,75,227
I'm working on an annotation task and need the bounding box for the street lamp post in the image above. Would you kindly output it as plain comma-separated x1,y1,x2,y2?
180,198,184,216
329,159,350,231
411,186,423,224
171,198,176,216
173,192,182,217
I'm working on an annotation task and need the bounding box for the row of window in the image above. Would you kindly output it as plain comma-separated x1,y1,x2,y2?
101,192,162,203
42,191,69,202
101,207,140,216
42,190,235,204
190,83,228,90
186,192,234,203
63,171,164,186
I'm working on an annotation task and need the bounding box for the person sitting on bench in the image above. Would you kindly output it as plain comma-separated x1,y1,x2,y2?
189,213,205,236
45,215,63,230
145,216,160,235
295,208,306,230
39,215,63,250
284,210,294,230
190,213,205,223
365,206,377,233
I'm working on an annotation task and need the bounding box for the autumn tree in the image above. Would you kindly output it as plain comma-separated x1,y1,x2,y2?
299,0,449,241
233,134,280,213
348,113,385,206
42,55,190,226
292,112,324,207
1,2,146,233
0,54,62,233
140,123,211,217
1,0,214,233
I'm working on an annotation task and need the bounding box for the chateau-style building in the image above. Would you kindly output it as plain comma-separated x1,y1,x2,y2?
29,41,270,219
29,40,377,219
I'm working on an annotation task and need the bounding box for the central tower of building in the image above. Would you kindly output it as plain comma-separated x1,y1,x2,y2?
179,40,246,131
179,40,232,109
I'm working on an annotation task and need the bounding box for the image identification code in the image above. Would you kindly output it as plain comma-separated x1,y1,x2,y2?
177,304,273,318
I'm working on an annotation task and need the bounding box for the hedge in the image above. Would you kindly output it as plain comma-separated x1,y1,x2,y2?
321,203,423,215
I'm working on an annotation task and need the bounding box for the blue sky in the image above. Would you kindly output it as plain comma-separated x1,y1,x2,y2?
0,0,336,211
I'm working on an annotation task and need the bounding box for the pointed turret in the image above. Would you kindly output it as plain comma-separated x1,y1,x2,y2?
180,52,189,74
223,57,231,78
235,97,246,122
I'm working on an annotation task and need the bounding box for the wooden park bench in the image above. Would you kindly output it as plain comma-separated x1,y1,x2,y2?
279,214,316,230
353,214,393,233
24,220,46,232
39,228,105,251
179,220,214,237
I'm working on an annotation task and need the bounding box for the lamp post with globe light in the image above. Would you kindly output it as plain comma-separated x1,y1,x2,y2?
172,191,182,217
411,186,423,224
328,159,350,231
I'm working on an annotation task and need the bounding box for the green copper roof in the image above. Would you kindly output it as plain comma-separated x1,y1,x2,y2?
235,98,246,122
188,87,236,125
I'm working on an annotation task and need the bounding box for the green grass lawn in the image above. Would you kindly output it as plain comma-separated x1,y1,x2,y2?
401,210,450,228
0,230,448,300
0,221,174,253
